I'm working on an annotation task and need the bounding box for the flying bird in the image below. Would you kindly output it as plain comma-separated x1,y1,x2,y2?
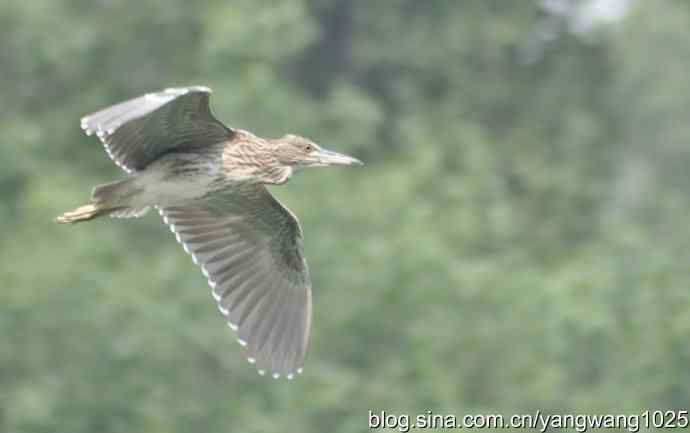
56,86,362,379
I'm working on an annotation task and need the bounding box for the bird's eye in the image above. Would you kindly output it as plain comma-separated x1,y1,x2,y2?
304,145,313,152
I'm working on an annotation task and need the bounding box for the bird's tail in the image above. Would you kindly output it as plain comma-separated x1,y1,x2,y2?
55,178,144,224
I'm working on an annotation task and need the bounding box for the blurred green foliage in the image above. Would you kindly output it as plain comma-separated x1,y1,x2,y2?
1,0,689,431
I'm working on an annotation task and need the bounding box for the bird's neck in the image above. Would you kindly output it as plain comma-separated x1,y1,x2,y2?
263,165,293,185
223,135,293,185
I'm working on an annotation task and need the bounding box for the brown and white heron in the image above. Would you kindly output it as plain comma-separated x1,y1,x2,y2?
56,86,362,379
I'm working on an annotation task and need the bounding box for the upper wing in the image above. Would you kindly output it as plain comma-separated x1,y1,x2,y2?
81,86,234,173
159,186,312,378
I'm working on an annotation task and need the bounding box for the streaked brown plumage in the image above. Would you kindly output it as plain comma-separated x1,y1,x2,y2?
56,86,362,379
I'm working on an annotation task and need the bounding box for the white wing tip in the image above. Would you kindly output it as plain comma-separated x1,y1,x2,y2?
159,86,210,95
146,91,174,101
218,304,229,316
247,357,256,364
272,373,280,379
227,322,238,331
287,373,294,380
164,87,189,95
297,367,303,375
258,369,266,376
191,85,212,93
237,338,247,347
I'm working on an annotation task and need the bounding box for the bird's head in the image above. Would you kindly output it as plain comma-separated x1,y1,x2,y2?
272,134,363,169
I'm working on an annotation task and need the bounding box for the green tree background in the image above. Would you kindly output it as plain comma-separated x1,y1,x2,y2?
1,0,689,431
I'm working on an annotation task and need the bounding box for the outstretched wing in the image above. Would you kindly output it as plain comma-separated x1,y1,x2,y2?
159,186,312,379
81,86,233,173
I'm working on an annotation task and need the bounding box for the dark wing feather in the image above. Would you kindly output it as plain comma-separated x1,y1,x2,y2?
81,86,233,172
159,186,312,378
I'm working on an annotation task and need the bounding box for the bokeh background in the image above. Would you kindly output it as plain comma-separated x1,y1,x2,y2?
2,0,690,431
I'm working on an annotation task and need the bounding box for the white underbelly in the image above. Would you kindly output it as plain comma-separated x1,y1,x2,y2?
131,161,220,208
145,177,214,206
127,150,260,209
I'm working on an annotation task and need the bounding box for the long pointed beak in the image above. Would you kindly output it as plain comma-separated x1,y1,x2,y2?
313,148,363,166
